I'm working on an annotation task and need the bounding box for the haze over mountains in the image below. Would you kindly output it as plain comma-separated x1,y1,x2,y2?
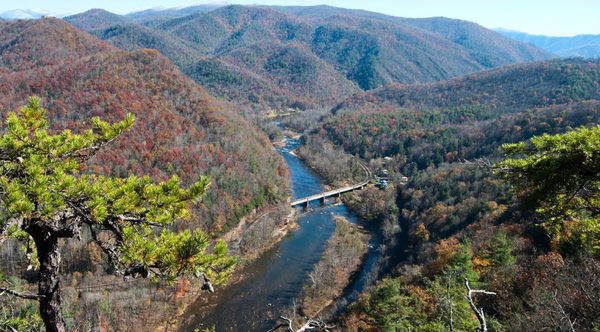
494,28,600,58
0,9,61,20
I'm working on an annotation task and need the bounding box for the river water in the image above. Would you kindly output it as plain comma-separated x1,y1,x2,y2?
181,129,381,332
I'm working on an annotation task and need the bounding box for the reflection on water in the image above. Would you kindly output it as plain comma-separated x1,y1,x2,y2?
181,130,381,332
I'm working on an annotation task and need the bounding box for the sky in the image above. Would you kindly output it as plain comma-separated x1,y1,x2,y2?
0,0,598,37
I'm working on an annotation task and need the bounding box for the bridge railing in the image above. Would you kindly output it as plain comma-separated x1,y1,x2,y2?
291,162,371,206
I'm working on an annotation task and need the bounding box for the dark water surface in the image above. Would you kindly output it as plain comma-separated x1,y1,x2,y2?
181,129,381,332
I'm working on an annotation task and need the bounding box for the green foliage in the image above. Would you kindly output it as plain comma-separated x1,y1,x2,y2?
365,278,425,331
495,125,600,253
486,230,516,267
0,97,236,329
0,271,44,331
446,241,479,282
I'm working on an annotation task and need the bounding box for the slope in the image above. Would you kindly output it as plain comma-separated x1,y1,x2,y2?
63,8,133,30
0,17,289,235
270,5,555,65
62,5,556,110
332,58,600,116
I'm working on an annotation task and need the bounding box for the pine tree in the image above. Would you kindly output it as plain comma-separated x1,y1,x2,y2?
0,97,236,332
493,125,600,254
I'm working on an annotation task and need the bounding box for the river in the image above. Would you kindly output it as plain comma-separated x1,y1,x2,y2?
181,128,381,332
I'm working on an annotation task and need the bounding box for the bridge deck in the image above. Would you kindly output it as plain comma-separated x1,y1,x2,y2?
290,163,371,207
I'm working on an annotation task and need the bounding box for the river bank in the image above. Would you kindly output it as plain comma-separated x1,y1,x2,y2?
300,216,370,317
151,201,297,331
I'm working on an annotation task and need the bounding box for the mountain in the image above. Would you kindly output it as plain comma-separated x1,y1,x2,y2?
0,17,289,235
313,57,600,161
494,28,600,58
271,5,554,66
64,5,556,110
125,1,229,20
0,9,56,20
332,58,600,115
62,8,132,30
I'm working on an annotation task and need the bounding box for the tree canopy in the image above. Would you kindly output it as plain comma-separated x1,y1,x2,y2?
494,125,600,254
0,97,236,332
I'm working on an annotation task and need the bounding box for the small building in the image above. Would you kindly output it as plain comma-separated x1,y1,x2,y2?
379,179,389,189
377,169,389,178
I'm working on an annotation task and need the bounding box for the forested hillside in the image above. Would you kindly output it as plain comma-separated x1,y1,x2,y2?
0,18,289,234
272,5,553,66
282,57,600,331
64,5,555,109
0,17,291,330
333,58,600,115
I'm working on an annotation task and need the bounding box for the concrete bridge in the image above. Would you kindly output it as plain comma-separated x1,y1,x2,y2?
291,163,371,207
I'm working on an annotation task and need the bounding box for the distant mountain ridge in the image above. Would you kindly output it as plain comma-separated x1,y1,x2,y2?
332,57,600,115
125,1,229,20
64,5,555,110
494,28,600,58
0,9,60,20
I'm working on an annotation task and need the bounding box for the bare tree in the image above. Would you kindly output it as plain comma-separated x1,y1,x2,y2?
464,278,496,332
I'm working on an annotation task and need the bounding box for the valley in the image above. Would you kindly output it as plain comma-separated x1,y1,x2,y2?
0,3,600,332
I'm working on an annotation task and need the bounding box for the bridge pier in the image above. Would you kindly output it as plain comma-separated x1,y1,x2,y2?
319,197,325,205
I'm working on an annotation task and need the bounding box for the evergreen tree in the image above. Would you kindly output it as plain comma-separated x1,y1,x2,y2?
487,230,516,267
0,97,236,332
494,125,600,254
365,278,425,332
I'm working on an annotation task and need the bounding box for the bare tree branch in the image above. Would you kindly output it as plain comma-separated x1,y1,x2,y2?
268,316,335,332
0,287,45,300
464,278,496,332
1,321,18,332
552,290,576,332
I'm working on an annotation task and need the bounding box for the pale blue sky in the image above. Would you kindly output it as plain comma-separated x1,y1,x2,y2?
1,0,598,37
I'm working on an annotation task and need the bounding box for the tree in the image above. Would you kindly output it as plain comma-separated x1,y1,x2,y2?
0,97,236,332
493,125,600,253
365,278,424,332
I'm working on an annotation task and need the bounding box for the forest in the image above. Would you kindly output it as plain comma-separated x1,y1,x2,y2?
281,57,600,331
0,18,290,331
63,5,553,110
0,4,599,332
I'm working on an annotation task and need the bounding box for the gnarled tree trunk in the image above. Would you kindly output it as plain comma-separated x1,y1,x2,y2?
32,231,66,332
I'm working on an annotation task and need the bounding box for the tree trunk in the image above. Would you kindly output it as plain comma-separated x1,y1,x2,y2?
33,233,66,332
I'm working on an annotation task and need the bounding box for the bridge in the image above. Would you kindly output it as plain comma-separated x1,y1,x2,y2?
291,162,371,207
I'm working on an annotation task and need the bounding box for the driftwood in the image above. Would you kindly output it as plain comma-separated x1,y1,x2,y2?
267,316,335,332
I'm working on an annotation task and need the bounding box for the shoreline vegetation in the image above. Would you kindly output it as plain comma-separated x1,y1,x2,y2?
168,132,303,331
300,216,370,317
169,203,298,331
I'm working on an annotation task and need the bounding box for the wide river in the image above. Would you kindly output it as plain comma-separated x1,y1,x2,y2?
181,128,381,331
